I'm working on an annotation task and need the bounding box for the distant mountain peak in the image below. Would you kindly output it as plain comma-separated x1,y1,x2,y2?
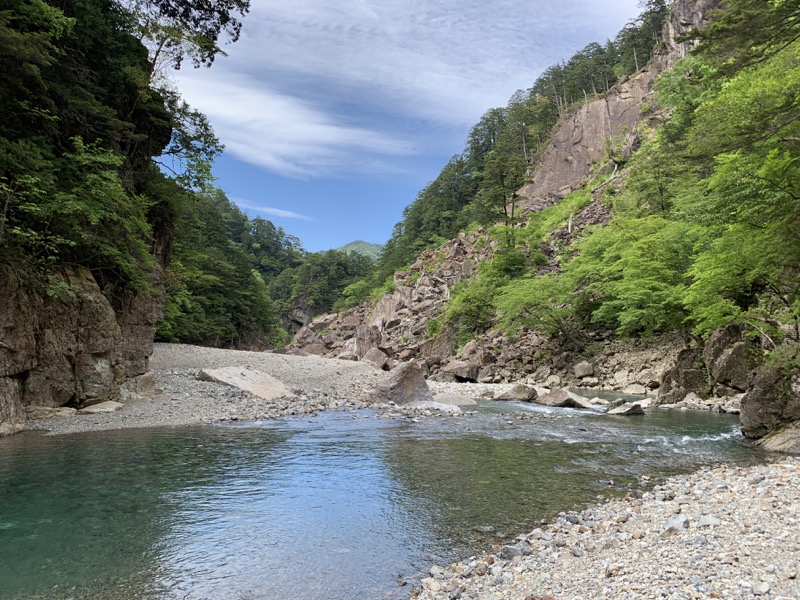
336,240,383,261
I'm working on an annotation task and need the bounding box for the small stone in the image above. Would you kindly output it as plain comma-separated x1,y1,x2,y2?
571,547,584,557
664,514,689,531
752,582,771,595
698,515,722,528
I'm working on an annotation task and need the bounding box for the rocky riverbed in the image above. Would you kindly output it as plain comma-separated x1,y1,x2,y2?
415,459,800,600
19,344,798,600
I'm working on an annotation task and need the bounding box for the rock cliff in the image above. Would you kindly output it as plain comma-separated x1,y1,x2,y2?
0,266,162,435
290,0,731,399
516,70,656,212
516,0,721,214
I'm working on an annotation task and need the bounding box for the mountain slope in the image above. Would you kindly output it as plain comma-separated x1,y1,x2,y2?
292,0,800,450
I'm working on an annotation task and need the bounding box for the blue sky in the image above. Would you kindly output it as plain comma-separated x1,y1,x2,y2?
174,0,641,252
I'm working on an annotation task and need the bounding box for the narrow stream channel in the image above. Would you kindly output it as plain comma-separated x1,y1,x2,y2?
0,401,764,599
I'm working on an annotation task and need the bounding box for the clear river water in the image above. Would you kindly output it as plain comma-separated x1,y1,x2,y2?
0,400,764,599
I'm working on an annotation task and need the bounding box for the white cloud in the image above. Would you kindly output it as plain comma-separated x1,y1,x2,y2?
175,0,640,178
176,72,417,178
232,197,314,220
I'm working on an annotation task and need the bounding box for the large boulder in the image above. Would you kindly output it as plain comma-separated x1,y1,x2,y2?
573,361,594,378
703,324,759,392
607,403,645,416
198,367,296,402
740,357,800,441
361,347,389,370
439,360,479,383
370,360,433,405
658,347,710,404
757,422,800,454
495,383,538,402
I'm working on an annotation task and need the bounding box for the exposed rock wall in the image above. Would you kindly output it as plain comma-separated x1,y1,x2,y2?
0,266,162,434
516,0,721,213
517,70,656,211
656,0,722,70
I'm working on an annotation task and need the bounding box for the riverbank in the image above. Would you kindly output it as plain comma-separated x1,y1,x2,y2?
415,458,800,600
23,343,385,435
23,343,517,436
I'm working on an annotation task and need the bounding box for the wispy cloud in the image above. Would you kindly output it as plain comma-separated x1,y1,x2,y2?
233,197,314,221
175,0,640,178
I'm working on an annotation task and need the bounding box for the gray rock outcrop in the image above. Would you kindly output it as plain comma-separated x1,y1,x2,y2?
740,356,800,442
198,367,296,402
0,265,162,435
495,383,538,402
517,70,656,212
537,388,594,410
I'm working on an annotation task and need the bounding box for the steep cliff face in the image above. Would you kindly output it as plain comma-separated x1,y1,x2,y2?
656,0,721,70
0,267,162,434
290,0,725,390
517,70,656,211
516,0,721,213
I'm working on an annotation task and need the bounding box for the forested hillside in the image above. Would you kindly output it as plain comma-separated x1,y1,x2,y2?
334,0,798,356
292,0,800,445
155,188,377,346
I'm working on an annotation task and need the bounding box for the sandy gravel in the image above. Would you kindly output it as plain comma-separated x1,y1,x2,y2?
23,343,526,436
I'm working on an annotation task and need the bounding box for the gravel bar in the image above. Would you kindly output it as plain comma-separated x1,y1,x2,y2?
414,459,800,600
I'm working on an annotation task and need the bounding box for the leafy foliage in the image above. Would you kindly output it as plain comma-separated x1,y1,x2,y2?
373,1,670,290
492,2,800,347
157,190,285,347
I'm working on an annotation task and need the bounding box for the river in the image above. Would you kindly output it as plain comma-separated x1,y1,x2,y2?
0,400,763,599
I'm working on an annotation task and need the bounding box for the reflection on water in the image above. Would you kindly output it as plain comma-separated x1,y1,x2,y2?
0,403,763,599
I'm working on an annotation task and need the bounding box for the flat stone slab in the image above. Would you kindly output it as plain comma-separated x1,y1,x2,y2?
409,400,463,415
198,367,296,402
434,393,477,407
79,401,124,414
26,406,79,420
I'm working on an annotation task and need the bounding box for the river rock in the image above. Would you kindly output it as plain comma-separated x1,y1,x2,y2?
440,360,479,383
703,324,758,391
434,393,478,407
198,367,296,402
410,400,463,415
658,347,710,404
496,383,538,402
370,359,433,405
756,421,800,453
537,388,594,410
361,347,389,370
25,406,79,419
622,383,647,395
607,403,645,416
573,361,594,378
740,357,800,441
